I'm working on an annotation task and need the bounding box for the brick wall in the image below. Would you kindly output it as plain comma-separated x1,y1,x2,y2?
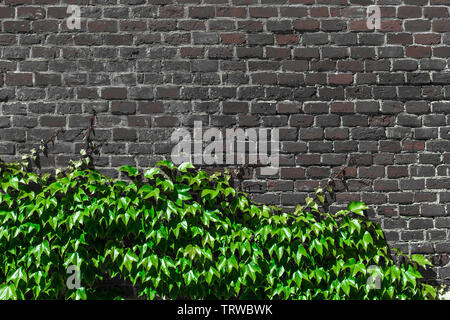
0,0,449,283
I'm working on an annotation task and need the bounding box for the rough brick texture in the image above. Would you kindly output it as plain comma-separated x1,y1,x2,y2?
0,0,450,284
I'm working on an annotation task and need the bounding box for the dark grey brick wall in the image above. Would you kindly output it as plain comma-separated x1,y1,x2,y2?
0,0,450,283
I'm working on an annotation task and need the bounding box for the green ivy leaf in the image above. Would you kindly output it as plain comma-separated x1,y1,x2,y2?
157,160,175,170
0,284,16,300
362,231,373,249
75,287,87,300
144,168,160,180
347,201,368,216
184,270,198,286
178,162,194,172
411,254,432,267
123,250,139,272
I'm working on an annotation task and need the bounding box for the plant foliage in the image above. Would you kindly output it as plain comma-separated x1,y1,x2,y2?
0,154,436,300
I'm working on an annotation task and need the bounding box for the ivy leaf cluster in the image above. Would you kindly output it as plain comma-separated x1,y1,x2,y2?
0,157,436,300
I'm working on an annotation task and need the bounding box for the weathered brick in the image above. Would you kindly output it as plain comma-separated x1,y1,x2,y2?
101,87,127,100
5,73,32,86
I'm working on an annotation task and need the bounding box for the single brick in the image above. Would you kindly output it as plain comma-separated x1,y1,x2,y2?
101,87,127,100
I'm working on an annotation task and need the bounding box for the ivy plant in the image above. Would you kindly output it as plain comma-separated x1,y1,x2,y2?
0,154,437,300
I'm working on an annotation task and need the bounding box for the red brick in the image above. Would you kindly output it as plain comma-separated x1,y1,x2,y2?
0,7,15,18
220,33,246,44
178,20,205,31
324,128,349,140
370,116,395,127
280,168,306,179
330,8,341,17
223,101,249,114
380,20,403,32
406,46,431,58
277,103,302,114
276,34,299,45
415,33,441,45
249,7,277,18
88,20,118,33
403,140,425,152
405,20,431,32
266,47,291,59
5,73,33,86
424,7,449,18
189,6,215,19
3,21,31,33
280,7,307,17
180,47,204,58
293,19,319,31
434,47,450,58
330,102,354,113
387,166,409,178
387,33,413,45
33,20,59,32
47,6,68,19
380,6,396,18
433,20,450,32
120,20,147,32
154,116,179,127
138,102,163,114
374,180,399,192
216,7,246,18
310,7,329,17
39,115,66,127
158,6,184,18
338,61,364,72
17,7,45,19
342,7,364,18
397,6,422,18
237,20,263,32
349,20,370,32
111,101,136,115
329,74,353,85
101,87,127,100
